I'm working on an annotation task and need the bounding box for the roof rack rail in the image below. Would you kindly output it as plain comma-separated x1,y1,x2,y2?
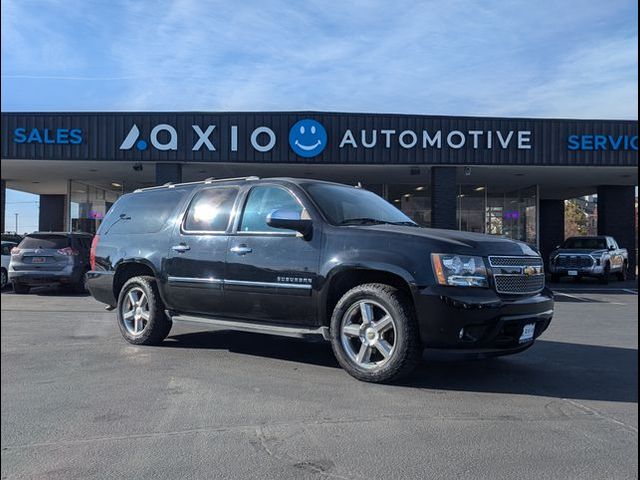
134,176,261,192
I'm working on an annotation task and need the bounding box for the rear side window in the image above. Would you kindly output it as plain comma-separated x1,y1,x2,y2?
19,235,70,249
1,243,15,255
183,187,238,232
100,188,190,235
239,186,302,232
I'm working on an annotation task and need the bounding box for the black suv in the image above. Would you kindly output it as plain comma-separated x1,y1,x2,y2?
9,232,93,294
87,177,554,383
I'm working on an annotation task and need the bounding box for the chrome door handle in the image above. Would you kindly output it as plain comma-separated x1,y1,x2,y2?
172,244,190,253
230,245,252,255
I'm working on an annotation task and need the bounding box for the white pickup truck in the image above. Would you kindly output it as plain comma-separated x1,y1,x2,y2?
548,236,629,284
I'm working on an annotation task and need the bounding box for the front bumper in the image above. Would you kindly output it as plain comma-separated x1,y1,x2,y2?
548,265,605,277
413,285,554,354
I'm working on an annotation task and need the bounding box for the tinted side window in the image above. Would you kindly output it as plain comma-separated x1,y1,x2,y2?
1,244,14,255
183,187,237,232
239,186,302,232
100,188,191,235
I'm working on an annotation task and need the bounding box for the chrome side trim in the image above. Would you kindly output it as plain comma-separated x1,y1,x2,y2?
167,276,223,284
224,279,312,289
168,312,330,340
166,277,312,289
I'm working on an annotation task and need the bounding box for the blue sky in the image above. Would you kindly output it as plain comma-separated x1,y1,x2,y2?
1,0,638,117
1,0,638,231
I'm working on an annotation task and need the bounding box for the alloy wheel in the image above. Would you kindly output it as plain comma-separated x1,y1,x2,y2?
340,300,397,369
121,287,150,336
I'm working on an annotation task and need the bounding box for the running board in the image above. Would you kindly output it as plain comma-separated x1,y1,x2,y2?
167,311,330,340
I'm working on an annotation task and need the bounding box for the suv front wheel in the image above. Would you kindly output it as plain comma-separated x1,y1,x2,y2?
117,276,172,345
330,283,422,383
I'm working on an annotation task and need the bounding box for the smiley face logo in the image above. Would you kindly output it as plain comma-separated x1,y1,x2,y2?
289,119,327,158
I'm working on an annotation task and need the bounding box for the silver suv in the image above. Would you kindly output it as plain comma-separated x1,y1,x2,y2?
8,232,93,294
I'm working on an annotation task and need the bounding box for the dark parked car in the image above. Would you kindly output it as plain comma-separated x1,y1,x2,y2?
2,233,23,244
9,232,93,294
87,177,554,383
548,236,629,284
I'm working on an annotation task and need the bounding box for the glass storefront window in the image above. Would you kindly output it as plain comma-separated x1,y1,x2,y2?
388,184,431,226
486,185,537,245
69,181,122,234
457,185,486,234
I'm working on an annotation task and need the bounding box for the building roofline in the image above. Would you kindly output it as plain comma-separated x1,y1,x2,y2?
0,110,637,123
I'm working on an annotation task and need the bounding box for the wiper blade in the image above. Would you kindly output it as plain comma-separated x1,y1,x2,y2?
389,221,420,227
339,218,389,226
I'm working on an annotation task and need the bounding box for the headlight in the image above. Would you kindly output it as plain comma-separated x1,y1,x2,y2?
431,254,488,287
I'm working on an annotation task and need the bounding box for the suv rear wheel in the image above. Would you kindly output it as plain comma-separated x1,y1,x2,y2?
70,270,88,294
12,282,30,294
599,263,611,285
330,283,421,383
617,262,628,281
117,276,172,345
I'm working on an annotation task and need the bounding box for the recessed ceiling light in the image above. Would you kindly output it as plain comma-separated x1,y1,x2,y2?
404,194,411,198
394,199,400,203
474,186,485,191
111,182,122,188
415,186,425,191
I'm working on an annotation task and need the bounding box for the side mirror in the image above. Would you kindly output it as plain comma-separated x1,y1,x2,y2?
608,245,616,251
266,209,312,237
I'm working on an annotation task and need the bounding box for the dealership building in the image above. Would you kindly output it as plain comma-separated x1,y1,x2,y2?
1,111,637,274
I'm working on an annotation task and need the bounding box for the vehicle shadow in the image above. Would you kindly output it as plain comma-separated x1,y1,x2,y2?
10,286,90,297
163,331,637,403
410,340,638,403
163,330,340,369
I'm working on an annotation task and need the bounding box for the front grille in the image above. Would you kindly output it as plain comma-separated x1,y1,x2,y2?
489,256,543,267
489,256,545,295
555,255,594,268
494,274,545,294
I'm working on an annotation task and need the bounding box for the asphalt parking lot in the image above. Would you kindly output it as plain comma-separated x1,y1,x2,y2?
1,285,637,479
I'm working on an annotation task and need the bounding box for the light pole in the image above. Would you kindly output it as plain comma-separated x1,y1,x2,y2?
14,213,18,234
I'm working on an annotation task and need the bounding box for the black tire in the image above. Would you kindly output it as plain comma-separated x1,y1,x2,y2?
330,283,422,383
70,271,88,294
617,263,628,282
599,263,610,285
1,268,7,290
116,276,172,345
12,282,30,294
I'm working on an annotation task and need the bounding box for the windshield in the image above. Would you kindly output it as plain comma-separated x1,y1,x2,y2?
562,237,607,250
304,183,417,226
